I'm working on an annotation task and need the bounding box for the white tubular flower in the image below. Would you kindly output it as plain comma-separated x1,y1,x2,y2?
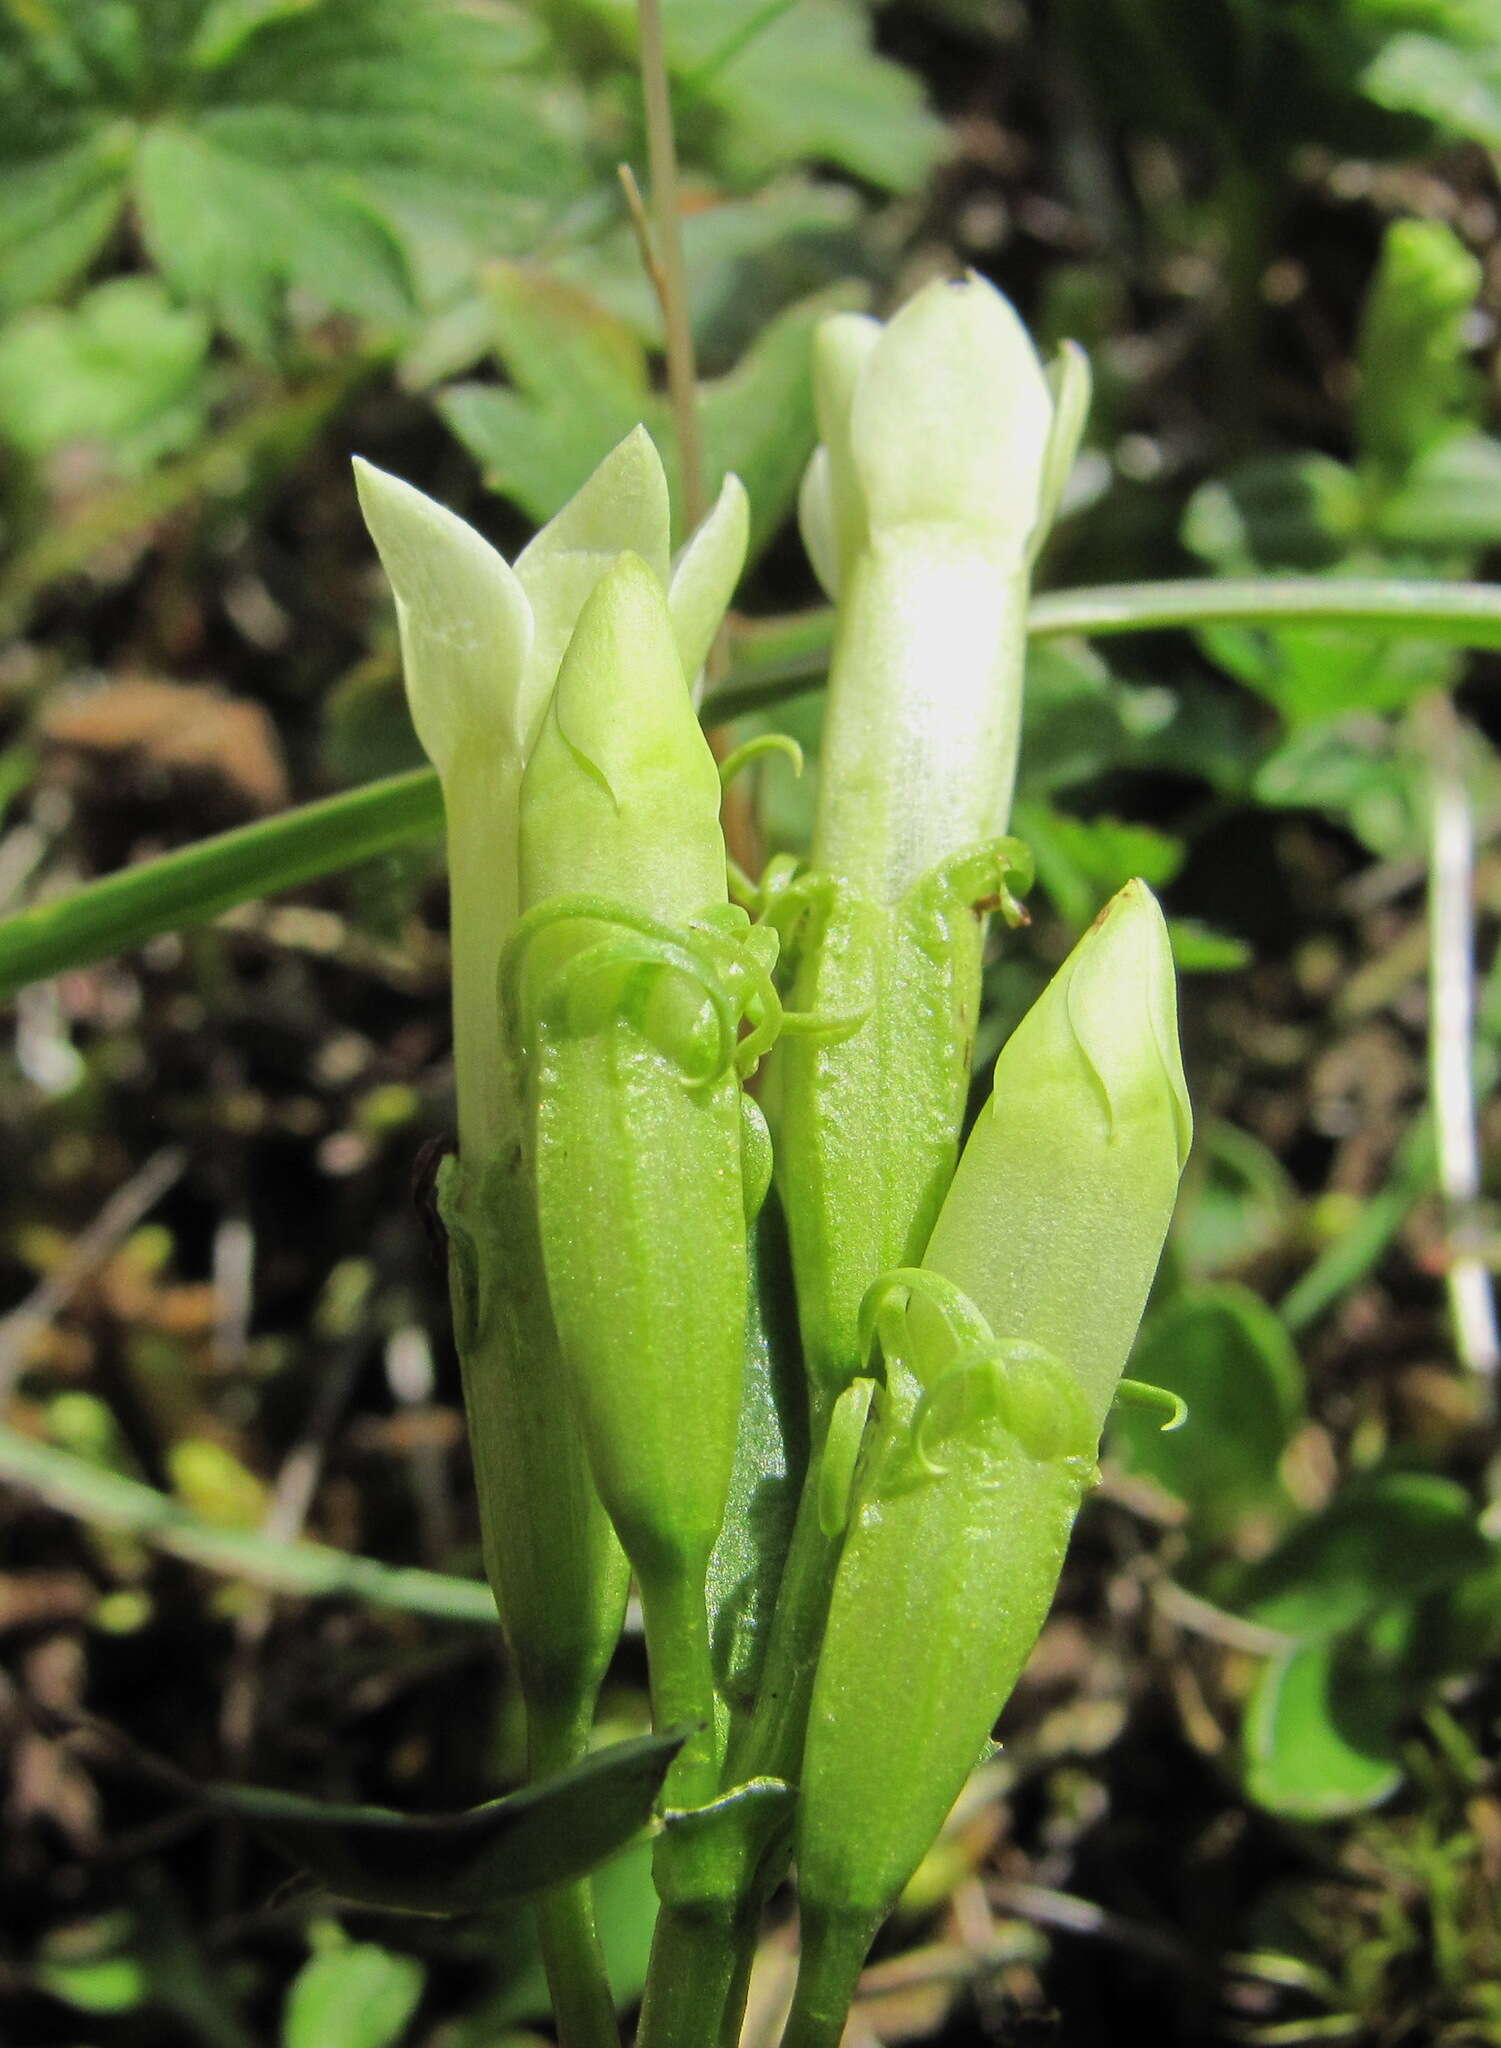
354,427,748,1165
799,273,1088,901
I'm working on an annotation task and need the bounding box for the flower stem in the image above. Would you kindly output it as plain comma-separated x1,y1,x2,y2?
779,1905,876,2048
526,1699,622,2048
637,1555,721,1812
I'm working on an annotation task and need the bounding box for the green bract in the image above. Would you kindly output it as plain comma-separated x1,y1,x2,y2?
785,881,1192,2046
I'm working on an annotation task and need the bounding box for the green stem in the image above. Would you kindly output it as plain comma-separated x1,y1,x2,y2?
637,1557,721,1812
724,1422,839,1792
778,1916,872,2048
636,1898,757,2048
779,1906,878,2048
529,1700,622,2048
634,1420,845,2048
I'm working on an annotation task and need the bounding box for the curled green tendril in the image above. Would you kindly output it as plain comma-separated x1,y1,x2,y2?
500,895,740,1087
857,1267,999,1378
910,1350,1008,1477
717,730,805,790
818,1376,878,1536
721,944,785,1078
726,857,760,912
547,933,736,1087
911,1339,1093,1478
1114,1378,1189,1432
756,856,822,943
774,1001,870,1046
911,834,1035,930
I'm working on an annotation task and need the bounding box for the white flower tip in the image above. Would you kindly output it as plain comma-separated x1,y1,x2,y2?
670,471,749,694
353,457,532,777
850,273,1054,545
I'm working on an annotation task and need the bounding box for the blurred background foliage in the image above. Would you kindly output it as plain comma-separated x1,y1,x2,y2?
3,1,1501,2044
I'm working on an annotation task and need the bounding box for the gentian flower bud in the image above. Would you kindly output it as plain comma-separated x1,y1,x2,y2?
787,882,1191,2047
511,553,755,1811
769,276,1083,1402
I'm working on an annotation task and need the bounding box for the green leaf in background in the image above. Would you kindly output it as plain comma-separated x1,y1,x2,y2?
555,178,865,365
1013,798,1183,929
0,0,579,344
0,276,212,471
442,1836,663,2034
1253,717,1426,858
555,0,944,192
1245,1535,1501,1818
1226,1474,1493,1640
1183,455,1364,574
198,1728,685,1913
441,262,859,556
1244,1630,1409,1819
1110,1284,1304,1542
1354,217,1483,479
1165,920,1254,973
33,1874,257,2048
1374,432,1501,552
1364,16,1501,148
282,1942,425,2048
1014,640,1178,799
1175,1120,1299,1278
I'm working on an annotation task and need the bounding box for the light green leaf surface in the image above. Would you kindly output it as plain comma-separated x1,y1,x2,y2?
282,1945,425,2048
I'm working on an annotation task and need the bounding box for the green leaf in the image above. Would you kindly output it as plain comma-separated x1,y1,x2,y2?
0,1420,498,1621
558,0,943,192
0,276,211,471
1183,455,1363,575
443,262,852,558
439,263,652,527
1243,1632,1407,1819
1176,1120,1298,1277
1166,918,1253,973
1013,799,1183,928
1374,432,1501,552
555,178,864,365
0,0,581,340
1355,217,1483,477
1254,719,1425,856
1364,25,1501,145
1109,1284,1303,1541
0,766,442,999
198,1730,684,1912
282,1944,424,2048
1226,1473,1492,1639
133,124,413,353
1015,640,1174,798
699,282,863,560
